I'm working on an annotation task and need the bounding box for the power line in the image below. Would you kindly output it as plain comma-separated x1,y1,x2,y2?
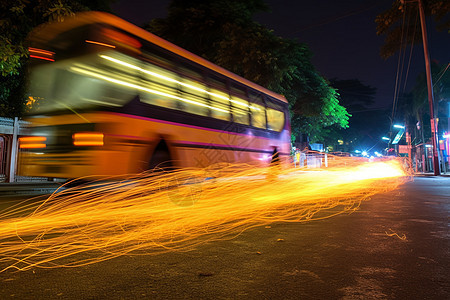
391,5,407,125
433,62,450,87
402,8,419,92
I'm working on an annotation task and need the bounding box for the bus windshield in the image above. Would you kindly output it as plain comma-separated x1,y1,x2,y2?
29,50,139,114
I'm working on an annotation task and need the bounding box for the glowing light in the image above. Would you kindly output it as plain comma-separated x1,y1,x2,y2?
28,47,55,56
392,128,405,144
19,136,47,149
362,151,368,157
444,133,449,139
393,124,405,129
99,55,261,111
26,96,37,107
385,228,406,240
73,132,104,146
0,159,410,272
382,137,390,141
70,66,229,114
85,40,116,48
28,47,55,62
341,161,406,181
29,55,55,62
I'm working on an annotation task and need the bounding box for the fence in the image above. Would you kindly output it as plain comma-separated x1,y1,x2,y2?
0,117,47,182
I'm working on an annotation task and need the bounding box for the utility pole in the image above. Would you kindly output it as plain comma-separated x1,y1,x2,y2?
418,0,440,175
406,126,412,170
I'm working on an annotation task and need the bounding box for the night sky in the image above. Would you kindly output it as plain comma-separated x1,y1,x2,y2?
112,0,449,110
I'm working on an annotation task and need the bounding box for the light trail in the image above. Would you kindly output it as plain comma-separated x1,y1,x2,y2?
0,158,411,272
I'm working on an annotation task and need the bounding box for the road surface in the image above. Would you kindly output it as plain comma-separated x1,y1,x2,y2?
0,176,448,299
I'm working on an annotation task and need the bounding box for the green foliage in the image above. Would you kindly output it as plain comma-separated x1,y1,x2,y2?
0,0,115,117
376,0,449,59
0,65,27,117
145,0,349,143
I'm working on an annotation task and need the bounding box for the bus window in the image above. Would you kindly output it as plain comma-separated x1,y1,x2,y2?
53,63,137,110
266,108,285,131
208,73,227,91
250,103,266,129
178,61,204,83
249,91,263,105
231,96,249,125
230,83,247,98
139,83,178,109
180,77,209,116
141,44,174,70
139,61,179,109
95,73,137,107
28,64,56,111
99,52,140,78
180,77,207,95
209,88,230,121
230,84,249,125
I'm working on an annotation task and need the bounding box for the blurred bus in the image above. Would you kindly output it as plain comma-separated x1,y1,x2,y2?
19,12,291,179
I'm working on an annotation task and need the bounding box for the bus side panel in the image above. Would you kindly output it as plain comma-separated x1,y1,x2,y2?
19,111,290,178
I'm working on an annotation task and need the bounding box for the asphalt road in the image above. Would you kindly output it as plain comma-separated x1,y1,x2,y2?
0,176,448,299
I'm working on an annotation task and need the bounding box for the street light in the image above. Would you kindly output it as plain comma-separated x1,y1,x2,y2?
382,137,390,141
393,124,405,129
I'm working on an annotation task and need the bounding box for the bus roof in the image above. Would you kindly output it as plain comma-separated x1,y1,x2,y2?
29,11,288,104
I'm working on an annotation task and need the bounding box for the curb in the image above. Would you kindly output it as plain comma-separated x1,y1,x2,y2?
0,183,62,197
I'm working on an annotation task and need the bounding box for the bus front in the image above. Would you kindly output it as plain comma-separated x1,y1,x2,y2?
19,18,143,179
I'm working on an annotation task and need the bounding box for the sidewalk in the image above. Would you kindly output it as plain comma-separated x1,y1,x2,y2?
0,181,63,197
414,171,450,177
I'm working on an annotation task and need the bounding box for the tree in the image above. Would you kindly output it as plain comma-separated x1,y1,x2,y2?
375,0,449,59
0,0,115,117
329,79,376,111
329,79,389,153
145,0,349,143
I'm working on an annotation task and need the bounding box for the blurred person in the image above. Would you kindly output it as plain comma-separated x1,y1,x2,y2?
268,146,281,181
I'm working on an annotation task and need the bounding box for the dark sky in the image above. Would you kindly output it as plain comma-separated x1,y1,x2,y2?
112,0,449,110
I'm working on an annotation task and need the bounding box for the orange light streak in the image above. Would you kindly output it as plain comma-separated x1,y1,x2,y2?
19,136,47,149
0,158,411,272
28,47,55,55
85,40,116,48
73,132,104,146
